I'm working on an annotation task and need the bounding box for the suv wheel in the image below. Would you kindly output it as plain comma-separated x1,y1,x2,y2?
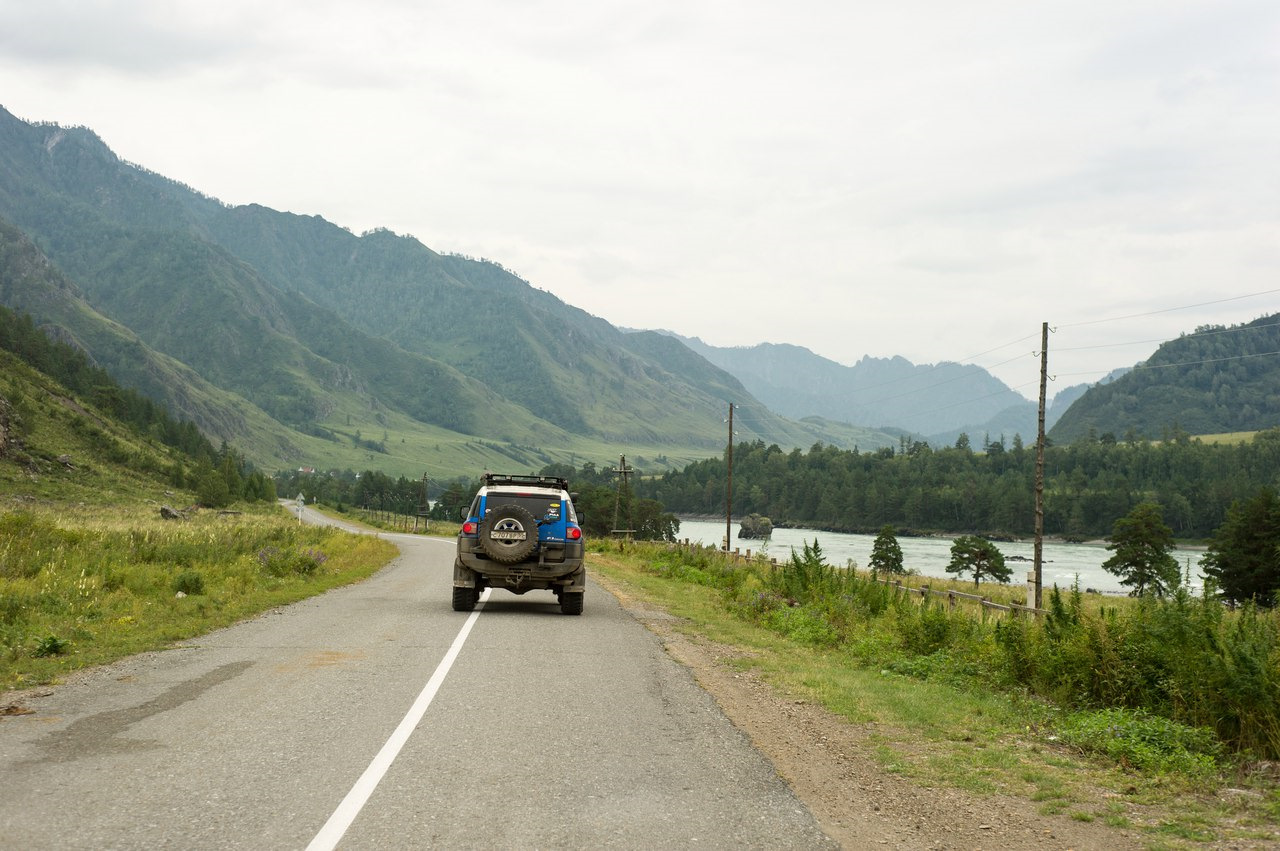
560,591,583,616
452,585,478,612
480,503,540,564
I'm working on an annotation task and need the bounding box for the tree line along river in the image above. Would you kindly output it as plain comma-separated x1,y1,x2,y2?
673,518,1207,597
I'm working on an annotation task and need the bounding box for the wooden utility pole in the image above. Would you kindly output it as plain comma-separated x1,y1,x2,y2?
1034,322,1049,609
725,403,735,551
611,455,635,544
414,472,429,532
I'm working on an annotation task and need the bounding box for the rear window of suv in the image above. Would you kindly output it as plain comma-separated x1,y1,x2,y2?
484,492,564,523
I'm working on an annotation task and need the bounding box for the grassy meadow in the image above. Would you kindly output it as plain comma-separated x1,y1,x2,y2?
0,503,396,690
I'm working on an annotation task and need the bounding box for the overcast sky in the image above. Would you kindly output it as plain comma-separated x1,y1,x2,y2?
1,0,1277,400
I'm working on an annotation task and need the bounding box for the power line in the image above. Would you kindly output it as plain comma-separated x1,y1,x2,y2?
859,293,1276,413
835,349,1040,410
788,291,1278,436
820,333,1042,399
959,333,1041,364
1058,288,1280,329
886,297,1278,420
1057,349,1280,379
910,381,1041,415
849,354,1033,408
1055,319,1280,352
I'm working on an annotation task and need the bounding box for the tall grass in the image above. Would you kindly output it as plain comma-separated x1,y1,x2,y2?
0,505,396,689
618,540,1280,763
995,583,1280,758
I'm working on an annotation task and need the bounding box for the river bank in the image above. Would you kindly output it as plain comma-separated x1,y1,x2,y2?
675,513,1115,546
674,517,1208,596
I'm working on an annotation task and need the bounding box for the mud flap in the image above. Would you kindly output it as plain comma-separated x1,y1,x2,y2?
453,559,476,588
563,567,587,594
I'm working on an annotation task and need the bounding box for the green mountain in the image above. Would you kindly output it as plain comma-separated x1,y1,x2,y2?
0,106,897,474
1049,314,1280,442
0,303,215,504
0,217,279,449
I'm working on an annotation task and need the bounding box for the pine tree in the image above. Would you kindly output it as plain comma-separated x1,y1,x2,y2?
1101,502,1180,597
1201,487,1280,606
868,524,904,577
946,535,1010,588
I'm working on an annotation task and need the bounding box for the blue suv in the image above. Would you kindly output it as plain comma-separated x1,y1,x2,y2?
453,474,586,614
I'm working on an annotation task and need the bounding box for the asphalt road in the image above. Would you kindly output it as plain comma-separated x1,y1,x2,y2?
0,507,836,849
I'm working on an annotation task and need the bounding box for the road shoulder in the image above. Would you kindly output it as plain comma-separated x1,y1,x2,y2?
593,570,1145,851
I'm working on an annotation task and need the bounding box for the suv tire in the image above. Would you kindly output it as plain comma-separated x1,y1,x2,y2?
480,503,540,564
559,591,584,616
452,585,478,612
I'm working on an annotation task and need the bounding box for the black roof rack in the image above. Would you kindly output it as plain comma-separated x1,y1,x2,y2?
482,473,569,491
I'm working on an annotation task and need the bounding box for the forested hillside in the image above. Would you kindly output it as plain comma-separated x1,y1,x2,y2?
0,304,274,506
1050,315,1280,441
641,430,1280,539
0,218,277,447
0,106,897,475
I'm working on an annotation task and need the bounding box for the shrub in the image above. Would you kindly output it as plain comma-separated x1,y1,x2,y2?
770,539,856,602
172,570,205,595
257,546,328,577
650,546,742,591
33,634,68,657
295,548,328,575
1055,707,1222,776
761,603,840,646
846,578,895,618
897,599,960,656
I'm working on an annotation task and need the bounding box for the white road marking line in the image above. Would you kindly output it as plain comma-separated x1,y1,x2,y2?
306,588,490,851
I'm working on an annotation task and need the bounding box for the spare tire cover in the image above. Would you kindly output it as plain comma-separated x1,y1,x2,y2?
480,503,539,564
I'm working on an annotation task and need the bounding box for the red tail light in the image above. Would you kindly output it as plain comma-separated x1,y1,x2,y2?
462,521,477,535
567,526,581,540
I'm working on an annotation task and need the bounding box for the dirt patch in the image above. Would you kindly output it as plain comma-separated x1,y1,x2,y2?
595,572,1145,850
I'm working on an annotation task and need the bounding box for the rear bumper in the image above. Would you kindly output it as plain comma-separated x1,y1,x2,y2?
455,537,585,592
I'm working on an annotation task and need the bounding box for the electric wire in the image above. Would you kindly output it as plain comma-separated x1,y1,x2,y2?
1056,349,1280,380
815,332,1040,399
848,352,1035,408
1057,288,1280,328
692,288,1278,440
1055,320,1280,352
833,290,1278,433
913,381,1042,414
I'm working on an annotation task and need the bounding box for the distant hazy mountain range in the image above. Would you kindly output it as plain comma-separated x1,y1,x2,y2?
663,319,1280,447
1,105,1274,477
657,333,1089,445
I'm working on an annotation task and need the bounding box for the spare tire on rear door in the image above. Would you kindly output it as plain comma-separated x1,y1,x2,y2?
479,503,539,564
